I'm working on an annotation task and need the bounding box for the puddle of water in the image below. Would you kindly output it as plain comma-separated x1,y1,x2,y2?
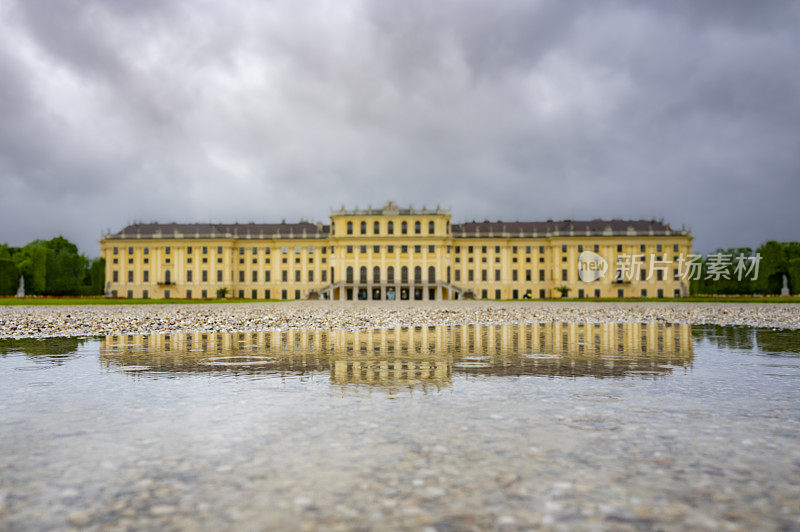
0,323,798,530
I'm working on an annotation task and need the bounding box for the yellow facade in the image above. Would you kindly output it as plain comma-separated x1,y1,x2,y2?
100,202,692,300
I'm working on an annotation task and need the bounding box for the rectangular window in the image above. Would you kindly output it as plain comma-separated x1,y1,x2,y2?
252,289,258,299
657,244,662,252
308,271,314,282
202,270,208,282
281,289,287,299
428,245,434,253
360,246,367,254
468,270,474,281
143,271,149,282
128,247,133,255
481,289,487,299
455,270,461,281
525,270,531,281
218,246,223,254
347,246,353,253
561,245,567,253
641,289,648,297
561,269,567,281
495,289,501,299
481,270,487,281
186,289,192,298
238,290,244,298
239,271,244,282
495,270,501,281
414,245,421,253
187,270,193,282
294,290,300,299
201,289,207,298
321,270,327,282
282,271,288,282
252,271,258,282
265,289,271,299
387,245,394,253
401,245,408,253
577,245,583,253
539,270,545,281
112,270,119,282
673,244,679,252
265,271,271,282
294,271,300,282
165,246,170,255
128,271,134,282
373,245,380,253
468,246,474,253
217,270,223,282
113,247,118,255
202,247,208,254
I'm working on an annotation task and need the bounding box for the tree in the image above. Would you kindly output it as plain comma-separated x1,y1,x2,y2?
0,259,19,295
555,285,570,298
216,287,228,299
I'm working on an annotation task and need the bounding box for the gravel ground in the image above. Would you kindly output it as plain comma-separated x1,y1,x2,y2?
1,301,798,338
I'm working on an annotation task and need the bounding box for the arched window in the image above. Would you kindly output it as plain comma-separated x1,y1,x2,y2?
373,221,380,234
401,221,408,234
414,221,421,234
360,266,367,283
387,221,394,235
346,266,353,283
360,221,367,235
387,266,395,283
428,221,435,234
346,221,353,235
428,266,435,282
414,266,422,282
373,266,380,283
401,266,408,283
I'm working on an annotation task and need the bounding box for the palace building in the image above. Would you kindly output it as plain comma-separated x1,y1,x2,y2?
100,202,692,300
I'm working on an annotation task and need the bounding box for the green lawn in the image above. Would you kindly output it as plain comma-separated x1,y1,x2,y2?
1,296,799,305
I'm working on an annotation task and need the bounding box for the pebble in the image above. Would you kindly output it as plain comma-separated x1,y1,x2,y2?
1,301,798,339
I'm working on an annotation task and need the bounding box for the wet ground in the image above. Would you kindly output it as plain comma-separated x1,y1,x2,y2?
1,323,799,530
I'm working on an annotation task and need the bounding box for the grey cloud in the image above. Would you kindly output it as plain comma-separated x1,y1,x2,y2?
0,0,798,255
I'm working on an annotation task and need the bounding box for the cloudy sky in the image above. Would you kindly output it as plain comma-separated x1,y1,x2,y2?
1,0,798,255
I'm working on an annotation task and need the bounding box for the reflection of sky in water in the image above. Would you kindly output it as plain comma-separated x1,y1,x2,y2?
1,324,799,530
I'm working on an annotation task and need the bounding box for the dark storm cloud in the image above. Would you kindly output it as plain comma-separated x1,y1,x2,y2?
0,0,798,254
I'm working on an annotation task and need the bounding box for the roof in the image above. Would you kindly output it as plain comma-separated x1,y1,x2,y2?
451,219,686,237
105,219,688,240
108,222,329,240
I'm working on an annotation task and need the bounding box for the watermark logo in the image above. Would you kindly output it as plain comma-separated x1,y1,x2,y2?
578,251,608,282
575,252,762,283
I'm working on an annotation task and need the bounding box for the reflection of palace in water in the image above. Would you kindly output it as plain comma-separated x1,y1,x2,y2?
99,323,693,390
